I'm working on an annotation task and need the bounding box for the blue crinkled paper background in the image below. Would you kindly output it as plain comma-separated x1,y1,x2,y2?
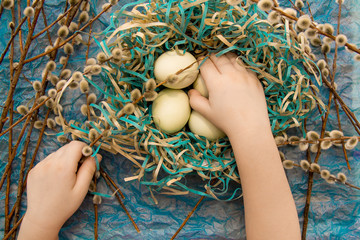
0,0,359,239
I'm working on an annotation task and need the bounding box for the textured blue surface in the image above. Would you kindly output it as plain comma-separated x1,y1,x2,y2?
0,0,359,239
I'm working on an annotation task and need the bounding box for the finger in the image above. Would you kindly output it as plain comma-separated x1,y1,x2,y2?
188,89,211,119
199,57,220,89
209,53,236,74
225,53,249,73
73,154,102,194
59,141,87,169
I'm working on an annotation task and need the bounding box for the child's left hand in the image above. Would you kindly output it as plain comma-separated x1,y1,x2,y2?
18,141,101,240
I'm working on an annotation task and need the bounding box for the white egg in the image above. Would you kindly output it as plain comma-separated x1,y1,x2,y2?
188,111,226,141
154,50,199,89
193,74,209,98
152,89,191,134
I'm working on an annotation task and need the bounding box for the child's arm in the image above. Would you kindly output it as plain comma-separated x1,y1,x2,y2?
189,53,301,240
18,141,101,240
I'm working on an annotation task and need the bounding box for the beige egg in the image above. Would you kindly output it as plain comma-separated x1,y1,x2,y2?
193,74,209,98
152,89,191,134
154,50,199,89
188,111,226,140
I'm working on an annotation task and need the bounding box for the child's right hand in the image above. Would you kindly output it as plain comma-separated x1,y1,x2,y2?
189,53,271,139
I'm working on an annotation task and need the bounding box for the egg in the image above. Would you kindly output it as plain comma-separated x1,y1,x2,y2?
154,50,199,89
152,89,191,134
193,74,209,98
188,111,226,140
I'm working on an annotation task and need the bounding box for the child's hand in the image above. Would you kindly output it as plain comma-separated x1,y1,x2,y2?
18,141,101,240
189,53,270,139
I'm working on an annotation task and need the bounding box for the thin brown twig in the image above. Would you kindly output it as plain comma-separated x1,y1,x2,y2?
100,169,125,199
40,6,53,46
32,4,76,40
100,169,140,232
0,2,44,133
4,101,13,236
3,216,24,240
23,4,114,64
170,196,205,240
93,177,99,240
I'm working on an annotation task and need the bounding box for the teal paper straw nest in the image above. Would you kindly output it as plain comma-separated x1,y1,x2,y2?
59,0,324,201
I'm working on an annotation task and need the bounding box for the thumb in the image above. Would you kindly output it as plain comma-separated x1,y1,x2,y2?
74,154,102,195
188,89,211,118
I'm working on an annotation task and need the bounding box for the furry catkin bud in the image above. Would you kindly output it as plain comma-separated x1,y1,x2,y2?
102,3,111,12
145,78,157,91
87,93,97,104
305,29,317,39
86,58,97,66
60,69,72,79
68,0,79,6
110,0,118,5
82,146,93,157
323,37,333,44
144,91,158,101
130,89,141,101
320,169,330,179
274,136,286,145
69,81,79,89
96,52,107,63
48,88,57,98
74,34,83,45
354,55,360,62
295,0,304,9
81,1,90,11
80,80,89,93
299,138,309,151
309,143,319,153
91,65,102,75
17,105,29,115
316,59,327,70
112,48,122,60
45,60,56,72
335,34,348,47
55,116,62,125
9,21,15,29
79,11,89,23
279,151,285,161
306,130,319,141
93,195,102,204
300,160,310,171
321,43,331,54
310,163,320,172
282,160,294,169
257,0,273,11
323,23,334,35
45,98,55,108
72,71,83,82
69,22,78,32
80,104,88,116
321,68,329,77
284,8,297,18
326,175,336,184
46,118,56,129
345,136,358,150
37,96,47,104
297,15,311,30
24,6,35,17
2,0,14,9
53,105,63,115
89,128,99,142
57,135,67,143
56,80,67,90
32,81,42,92
123,103,135,115
320,138,332,150
34,120,44,129
267,11,280,24
337,173,347,183
59,56,67,65
57,25,69,39
310,37,321,47
288,136,300,146
64,43,74,55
